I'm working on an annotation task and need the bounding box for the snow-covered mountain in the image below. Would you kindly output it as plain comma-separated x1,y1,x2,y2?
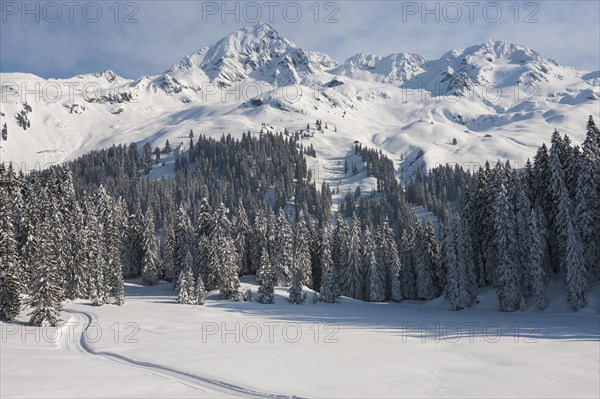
149,23,334,94
411,39,571,97
334,52,427,84
1,23,598,177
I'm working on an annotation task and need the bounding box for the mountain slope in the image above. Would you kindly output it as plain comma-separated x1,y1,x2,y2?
334,52,427,84
0,24,598,180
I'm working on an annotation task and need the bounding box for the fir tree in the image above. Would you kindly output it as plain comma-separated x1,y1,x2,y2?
28,220,63,326
443,217,471,310
50,169,74,298
332,213,350,295
456,215,477,303
123,206,145,278
508,172,533,288
90,255,108,306
195,198,213,286
232,201,251,275
294,210,313,287
141,208,161,286
310,221,324,291
177,250,195,304
1,164,25,286
213,203,240,299
415,221,438,300
473,161,495,286
68,204,88,299
0,188,22,320
288,258,306,304
380,218,402,302
527,208,547,311
174,205,193,279
258,249,275,304
273,210,293,285
84,198,109,306
106,197,126,305
564,206,587,311
265,206,277,267
20,174,43,289
575,121,600,281
492,170,524,312
195,276,206,305
162,223,176,281
399,226,417,300
319,224,340,303
345,212,364,300
533,143,555,273
250,209,267,276
364,226,385,302
549,135,574,274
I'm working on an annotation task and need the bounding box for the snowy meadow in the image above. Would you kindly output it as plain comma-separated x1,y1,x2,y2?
2,279,599,398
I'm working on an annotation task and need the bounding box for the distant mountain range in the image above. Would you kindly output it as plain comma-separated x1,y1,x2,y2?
1,23,598,176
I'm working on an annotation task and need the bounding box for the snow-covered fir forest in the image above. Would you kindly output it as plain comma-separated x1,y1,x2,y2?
1,116,598,326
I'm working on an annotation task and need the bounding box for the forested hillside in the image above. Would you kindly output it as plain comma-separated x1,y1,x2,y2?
1,117,598,326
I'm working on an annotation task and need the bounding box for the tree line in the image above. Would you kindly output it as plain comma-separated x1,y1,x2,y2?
1,117,598,326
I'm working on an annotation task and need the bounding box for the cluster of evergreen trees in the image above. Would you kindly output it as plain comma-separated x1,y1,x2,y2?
1,117,598,325
406,163,474,222
167,200,240,303
69,132,328,231
0,166,126,326
440,116,600,311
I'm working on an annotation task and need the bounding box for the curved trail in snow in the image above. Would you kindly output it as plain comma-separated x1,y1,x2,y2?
62,309,301,399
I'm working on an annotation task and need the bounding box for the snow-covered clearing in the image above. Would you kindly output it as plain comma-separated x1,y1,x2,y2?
2,279,599,398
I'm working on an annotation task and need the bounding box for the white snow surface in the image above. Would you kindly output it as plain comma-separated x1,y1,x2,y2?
2,278,599,398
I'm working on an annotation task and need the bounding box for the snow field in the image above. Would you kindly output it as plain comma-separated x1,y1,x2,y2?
2,278,598,398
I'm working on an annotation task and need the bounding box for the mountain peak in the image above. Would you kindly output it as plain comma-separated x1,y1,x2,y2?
425,39,564,95
213,22,295,58
164,23,323,88
445,39,547,64
245,22,277,34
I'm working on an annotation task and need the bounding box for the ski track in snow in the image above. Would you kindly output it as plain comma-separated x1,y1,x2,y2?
61,309,302,399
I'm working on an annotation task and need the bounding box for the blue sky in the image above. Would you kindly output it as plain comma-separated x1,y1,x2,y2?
1,0,598,78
